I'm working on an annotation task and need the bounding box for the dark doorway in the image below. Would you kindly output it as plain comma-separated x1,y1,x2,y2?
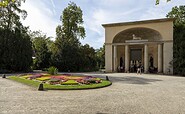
130,49,142,61
130,49,142,72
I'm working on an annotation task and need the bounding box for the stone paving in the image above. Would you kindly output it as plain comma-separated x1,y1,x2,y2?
1,73,185,114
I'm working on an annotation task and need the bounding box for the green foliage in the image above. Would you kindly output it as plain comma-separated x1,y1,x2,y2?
0,0,32,72
0,0,27,29
50,2,106,72
53,2,86,72
96,44,105,69
79,44,97,71
32,31,51,69
167,5,185,75
61,2,85,39
9,76,40,87
173,25,185,75
0,0,16,7
48,66,58,75
166,6,185,26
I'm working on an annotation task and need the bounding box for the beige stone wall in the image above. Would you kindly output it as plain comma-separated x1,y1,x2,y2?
105,21,173,44
104,19,173,73
105,45,113,72
163,42,173,74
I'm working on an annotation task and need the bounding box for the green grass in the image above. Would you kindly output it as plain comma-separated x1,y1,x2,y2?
61,80,79,85
9,76,41,87
8,76,112,90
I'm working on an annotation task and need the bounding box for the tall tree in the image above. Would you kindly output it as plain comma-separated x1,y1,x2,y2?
61,2,85,40
32,32,51,70
167,5,185,75
96,44,105,69
53,2,85,71
0,0,32,72
80,44,97,71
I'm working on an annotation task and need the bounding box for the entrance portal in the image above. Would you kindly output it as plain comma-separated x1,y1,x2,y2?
130,49,142,72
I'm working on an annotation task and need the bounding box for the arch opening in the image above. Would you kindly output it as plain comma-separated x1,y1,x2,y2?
113,27,162,43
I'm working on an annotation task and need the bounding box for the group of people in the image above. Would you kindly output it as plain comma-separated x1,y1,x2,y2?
130,60,143,74
118,56,155,74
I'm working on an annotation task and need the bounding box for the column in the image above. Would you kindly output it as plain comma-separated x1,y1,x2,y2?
144,44,149,73
158,44,163,73
125,45,129,72
113,45,117,72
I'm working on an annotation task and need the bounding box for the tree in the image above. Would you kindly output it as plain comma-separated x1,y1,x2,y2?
156,0,171,5
0,0,15,7
53,2,85,72
167,5,185,75
0,0,32,72
61,2,85,40
96,44,105,69
173,25,185,75
166,6,185,26
80,44,97,71
0,0,27,29
32,32,51,70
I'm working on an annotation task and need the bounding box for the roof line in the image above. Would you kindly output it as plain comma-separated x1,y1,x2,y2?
102,18,175,27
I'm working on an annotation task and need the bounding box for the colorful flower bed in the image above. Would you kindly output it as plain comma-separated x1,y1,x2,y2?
9,73,111,90
19,73,103,85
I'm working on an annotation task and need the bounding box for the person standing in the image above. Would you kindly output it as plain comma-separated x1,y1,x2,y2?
137,61,142,75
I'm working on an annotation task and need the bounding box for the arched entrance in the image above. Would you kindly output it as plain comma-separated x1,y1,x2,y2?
103,18,174,74
112,27,163,73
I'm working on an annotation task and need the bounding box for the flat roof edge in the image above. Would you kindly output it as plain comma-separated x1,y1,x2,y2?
102,18,175,27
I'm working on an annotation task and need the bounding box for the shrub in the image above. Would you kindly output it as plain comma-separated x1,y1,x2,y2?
48,66,58,75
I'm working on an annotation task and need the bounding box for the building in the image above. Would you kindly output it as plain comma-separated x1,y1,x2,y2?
102,18,174,74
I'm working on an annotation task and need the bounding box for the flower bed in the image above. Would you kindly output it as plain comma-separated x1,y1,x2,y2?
9,73,112,90
11,73,111,85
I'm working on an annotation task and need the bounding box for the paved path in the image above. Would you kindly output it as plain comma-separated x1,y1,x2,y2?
1,73,185,114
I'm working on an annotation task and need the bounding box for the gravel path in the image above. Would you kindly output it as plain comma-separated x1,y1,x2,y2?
1,73,185,114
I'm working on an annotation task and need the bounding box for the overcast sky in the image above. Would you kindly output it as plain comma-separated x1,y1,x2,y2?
21,0,185,49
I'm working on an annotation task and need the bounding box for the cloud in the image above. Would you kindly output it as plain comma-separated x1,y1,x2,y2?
82,1,144,48
19,0,185,49
21,0,59,38
82,0,185,48
50,0,56,14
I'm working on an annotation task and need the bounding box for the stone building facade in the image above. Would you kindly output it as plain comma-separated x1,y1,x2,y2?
102,18,174,74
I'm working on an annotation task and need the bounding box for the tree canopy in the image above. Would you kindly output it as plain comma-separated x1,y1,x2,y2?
53,2,86,72
31,31,51,70
0,1,105,73
0,0,32,72
0,0,15,7
166,6,185,26
167,5,185,75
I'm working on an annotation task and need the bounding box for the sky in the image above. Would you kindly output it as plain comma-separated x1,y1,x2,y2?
20,0,185,49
